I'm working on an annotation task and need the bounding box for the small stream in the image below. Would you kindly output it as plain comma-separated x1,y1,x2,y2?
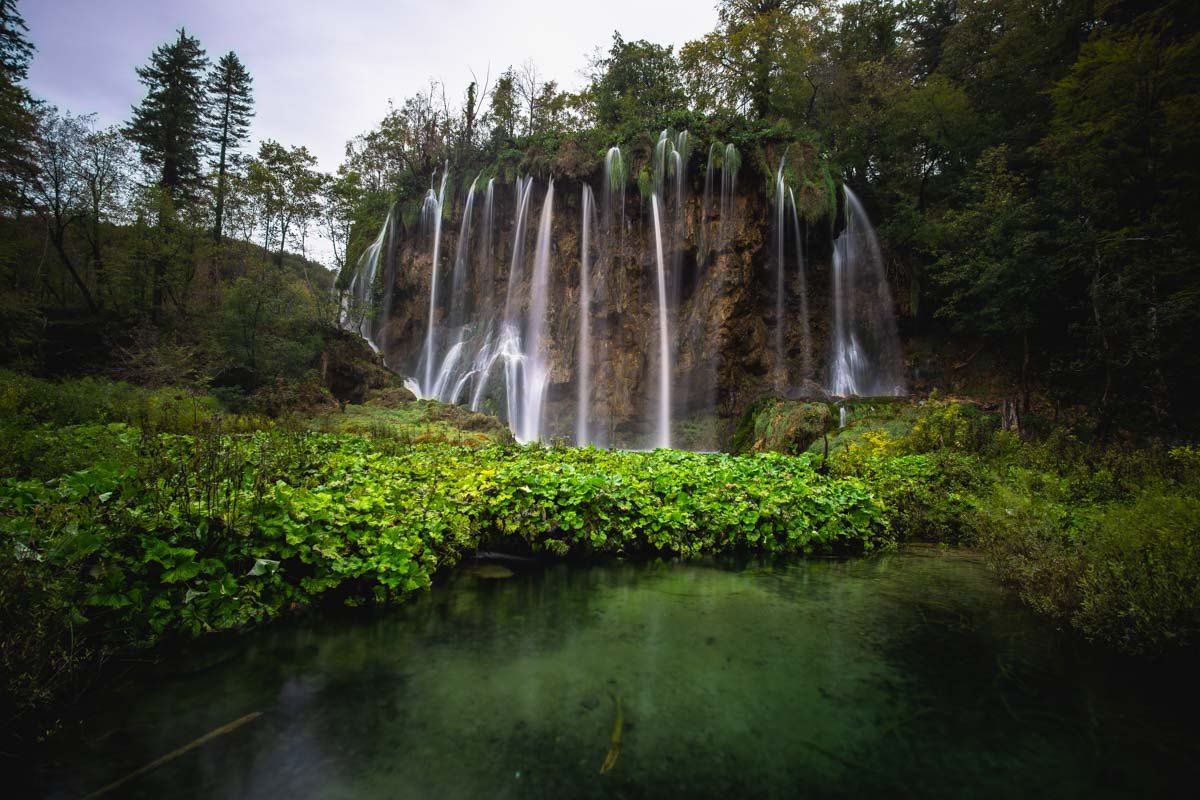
26,547,1200,798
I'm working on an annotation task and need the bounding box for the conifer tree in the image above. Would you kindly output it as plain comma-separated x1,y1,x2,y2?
0,0,37,209
206,51,253,242
126,28,209,203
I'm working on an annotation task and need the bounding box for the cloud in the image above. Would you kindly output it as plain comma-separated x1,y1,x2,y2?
24,0,718,174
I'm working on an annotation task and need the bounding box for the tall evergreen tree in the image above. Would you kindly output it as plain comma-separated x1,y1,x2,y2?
0,0,37,209
126,28,209,203
206,51,253,242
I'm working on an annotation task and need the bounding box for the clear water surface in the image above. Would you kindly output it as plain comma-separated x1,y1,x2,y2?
25,547,1200,798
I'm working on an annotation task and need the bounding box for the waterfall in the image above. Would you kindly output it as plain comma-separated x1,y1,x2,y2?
718,143,739,254
479,178,495,312
829,185,905,397
346,151,904,451
788,187,812,381
496,176,536,429
702,142,719,263
603,146,625,240
420,168,449,396
503,176,535,329
517,181,555,444
774,157,787,393
650,194,671,449
670,132,689,266
341,205,394,352
577,184,595,446
448,177,477,331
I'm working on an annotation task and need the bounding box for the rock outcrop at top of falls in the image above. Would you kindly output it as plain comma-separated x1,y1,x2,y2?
340,140,907,451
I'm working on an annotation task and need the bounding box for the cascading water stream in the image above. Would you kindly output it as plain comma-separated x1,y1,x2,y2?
577,184,595,446
650,194,671,449
718,143,739,253
342,205,394,352
788,187,812,381
517,180,555,444
421,168,449,396
479,179,495,305
703,142,718,259
604,146,625,242
498,176,535,429
829,185,905,397
448,177,477,331
503,177,535,329
774,156,787,392
344,142,902,450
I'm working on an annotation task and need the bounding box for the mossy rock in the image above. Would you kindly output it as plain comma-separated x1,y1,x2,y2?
317,329,395,405
732,397,833,455
364,386,418,406
318,398,513,448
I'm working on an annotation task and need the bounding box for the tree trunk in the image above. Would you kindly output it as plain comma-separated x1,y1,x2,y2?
213,98,230,243
49,226,97,313
1020,332,1031,415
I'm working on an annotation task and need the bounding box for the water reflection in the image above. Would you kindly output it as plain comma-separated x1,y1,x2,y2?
28,547,1200,798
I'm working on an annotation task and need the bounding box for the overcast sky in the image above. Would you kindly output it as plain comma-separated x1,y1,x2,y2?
23,0,719,174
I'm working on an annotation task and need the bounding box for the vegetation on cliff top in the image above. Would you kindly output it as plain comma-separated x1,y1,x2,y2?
1,2,1198,434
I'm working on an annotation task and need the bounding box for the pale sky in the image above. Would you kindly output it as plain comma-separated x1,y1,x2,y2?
23,0,720,174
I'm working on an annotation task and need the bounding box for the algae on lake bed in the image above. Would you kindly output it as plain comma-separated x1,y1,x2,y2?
26,547,1200,799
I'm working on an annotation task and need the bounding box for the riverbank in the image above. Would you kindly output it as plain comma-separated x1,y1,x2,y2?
2,371,1197,753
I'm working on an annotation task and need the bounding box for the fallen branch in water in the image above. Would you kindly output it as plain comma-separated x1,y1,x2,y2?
599,692,623,774
83,711,263,799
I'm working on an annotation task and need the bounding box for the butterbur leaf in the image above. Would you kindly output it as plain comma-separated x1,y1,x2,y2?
247,558,280,577
162,557,201,583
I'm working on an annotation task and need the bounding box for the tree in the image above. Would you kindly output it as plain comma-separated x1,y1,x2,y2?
0,0,37,210
74,122,132,305
586,32,684,129
1041,7,1200,424
928,146,1053,411
515,61,542,135
206,51,254,242
488,68,519,143
245,140,322,267
680,0,822,117
126,28,209,203
323,168,362,275
29,109,93,310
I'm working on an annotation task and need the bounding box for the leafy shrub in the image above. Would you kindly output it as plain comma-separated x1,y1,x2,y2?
1073,493,1200,652
841,450,989,543
0,426,890,723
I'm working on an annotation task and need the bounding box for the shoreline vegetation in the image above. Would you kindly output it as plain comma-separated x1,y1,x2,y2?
2,371,1197,749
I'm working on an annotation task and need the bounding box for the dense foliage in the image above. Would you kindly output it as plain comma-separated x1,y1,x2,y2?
4,368,1199,738
0,372,886,729
828,398,1200,653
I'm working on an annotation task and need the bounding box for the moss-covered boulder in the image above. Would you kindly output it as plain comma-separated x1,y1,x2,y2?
732,397,833,454
317,329,395,405
319,397,513,448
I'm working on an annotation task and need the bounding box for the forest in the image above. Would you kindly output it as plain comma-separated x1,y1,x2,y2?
2,1,1199,796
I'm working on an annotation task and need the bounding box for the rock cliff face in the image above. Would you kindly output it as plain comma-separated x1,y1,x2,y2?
363,168,876,450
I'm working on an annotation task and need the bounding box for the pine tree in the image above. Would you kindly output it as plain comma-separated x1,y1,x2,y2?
0,0,37,209
206,51,253,242
126,28,209,203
